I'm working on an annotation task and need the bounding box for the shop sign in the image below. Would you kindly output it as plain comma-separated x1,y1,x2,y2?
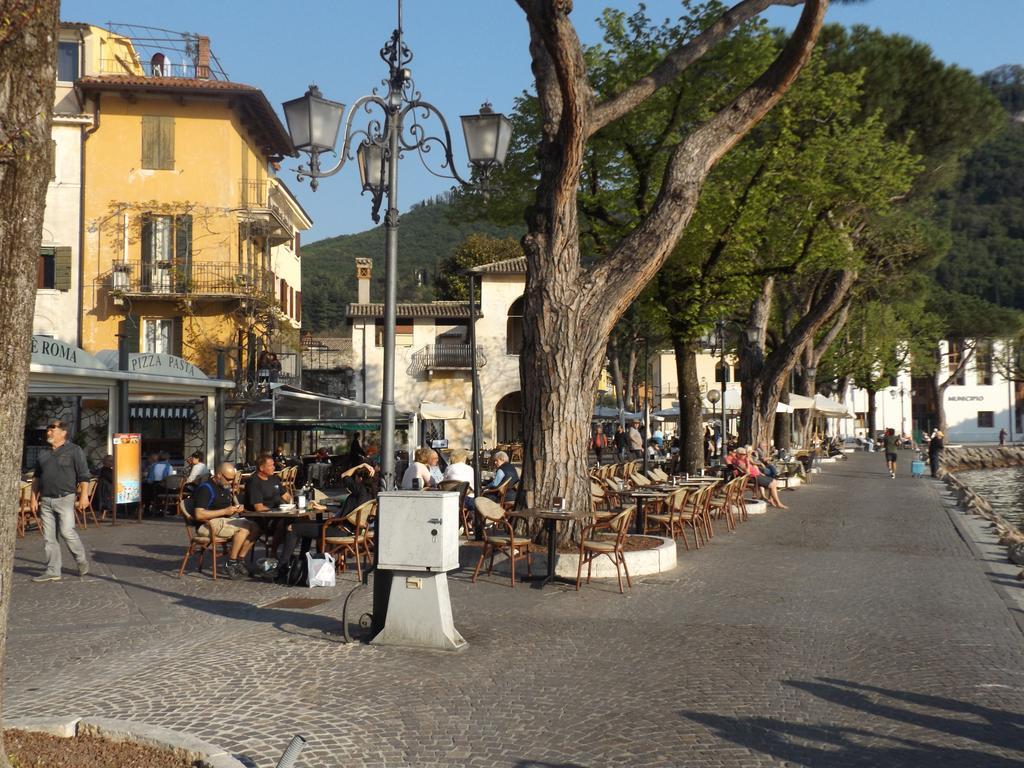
127,353,208,379
113,433,142,505
31,335,107,370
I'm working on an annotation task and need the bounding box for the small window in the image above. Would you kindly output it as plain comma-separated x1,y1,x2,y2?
978,411,994,428
975,342,994,386
142,318,174,355
506,296,524,355
375,318,414,347
38,248,55,289
141,115,175,170
57,41,79,82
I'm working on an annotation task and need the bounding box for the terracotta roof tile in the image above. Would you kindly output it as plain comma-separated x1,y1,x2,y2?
470,256,527,274
76,75,294,158
347,302,482,319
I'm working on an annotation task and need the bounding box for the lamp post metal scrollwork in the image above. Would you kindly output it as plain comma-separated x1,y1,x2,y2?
282,2,512,493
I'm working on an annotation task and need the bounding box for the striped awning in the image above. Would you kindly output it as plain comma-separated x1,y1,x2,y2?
130,405,195,420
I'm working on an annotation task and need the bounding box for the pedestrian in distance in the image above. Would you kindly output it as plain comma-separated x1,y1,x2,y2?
882,427,900,479
31,419,91,582
628,421,644,459
999,427,1007,446
591,427,608,465
613,424,629,462
928,429,944,477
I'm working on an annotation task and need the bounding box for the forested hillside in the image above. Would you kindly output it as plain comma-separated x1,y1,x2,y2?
300,195,523,331
936,65,1024,310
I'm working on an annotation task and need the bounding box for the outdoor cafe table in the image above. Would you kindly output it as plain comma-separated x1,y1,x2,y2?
630,489,673,534
510,508,592,586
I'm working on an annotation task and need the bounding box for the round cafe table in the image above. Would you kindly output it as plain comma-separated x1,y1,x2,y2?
510,507,592,586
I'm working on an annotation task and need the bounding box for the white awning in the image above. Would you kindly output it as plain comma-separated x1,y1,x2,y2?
786,393,816,410
813,393,853,417
776,401,793,414
419,401,466,420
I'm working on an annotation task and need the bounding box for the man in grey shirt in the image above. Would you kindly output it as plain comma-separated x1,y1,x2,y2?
31,419,91,581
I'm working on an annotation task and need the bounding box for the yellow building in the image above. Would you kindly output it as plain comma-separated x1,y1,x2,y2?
69,24,309,381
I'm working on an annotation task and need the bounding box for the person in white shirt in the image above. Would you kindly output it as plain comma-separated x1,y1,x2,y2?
184,451,210,487
400,447,435,490
427,450,445,487
443,449,475,490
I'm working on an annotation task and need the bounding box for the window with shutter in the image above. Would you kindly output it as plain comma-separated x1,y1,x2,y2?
141,116,174,170
38,248,56,289
296,292,301,323
121,316,140,354
172,317,183,357
54,246,72,291
174,215,192,291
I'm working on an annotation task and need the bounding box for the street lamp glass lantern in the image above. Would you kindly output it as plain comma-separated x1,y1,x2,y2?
357,140,385,193
282,85,345,153
707,389,722,404
460,103,513,167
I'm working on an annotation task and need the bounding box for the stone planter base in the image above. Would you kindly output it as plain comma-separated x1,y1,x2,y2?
553,535,676,579
745,500,768,515
5,716,244,768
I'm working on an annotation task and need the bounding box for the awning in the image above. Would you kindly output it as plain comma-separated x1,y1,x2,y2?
786,393,816,410
776,402,793,414
244,384,414,428
419,401,466,420
813,393,853,418
131,405,195,419
593,406,643,420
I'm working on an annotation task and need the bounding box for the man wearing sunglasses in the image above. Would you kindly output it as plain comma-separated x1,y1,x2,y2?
31,419,91,582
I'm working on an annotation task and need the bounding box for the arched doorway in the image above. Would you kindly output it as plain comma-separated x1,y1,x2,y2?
495,391,523,444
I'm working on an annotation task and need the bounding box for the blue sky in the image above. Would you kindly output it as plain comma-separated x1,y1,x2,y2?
64,0,1023,241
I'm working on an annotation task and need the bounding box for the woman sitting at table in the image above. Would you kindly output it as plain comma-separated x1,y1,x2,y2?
277,463,378,577
732,447,787,509
400,447,435,490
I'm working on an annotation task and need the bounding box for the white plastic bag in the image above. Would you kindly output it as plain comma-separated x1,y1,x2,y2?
306,551,336,587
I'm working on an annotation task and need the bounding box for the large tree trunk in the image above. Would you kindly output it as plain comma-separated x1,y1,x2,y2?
0,3,59,764
739,270,856,449
866,388,877,436
673,335,704,473
516,0,828,524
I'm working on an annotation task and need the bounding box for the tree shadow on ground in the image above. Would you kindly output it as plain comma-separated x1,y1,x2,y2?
513,761,587,768
680,677,1024,768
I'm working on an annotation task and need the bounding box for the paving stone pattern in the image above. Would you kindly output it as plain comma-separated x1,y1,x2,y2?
7,453,1024,767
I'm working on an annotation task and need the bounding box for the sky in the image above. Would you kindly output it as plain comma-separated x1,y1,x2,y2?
63,0,1024,242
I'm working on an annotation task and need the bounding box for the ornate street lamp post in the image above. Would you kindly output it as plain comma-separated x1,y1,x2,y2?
283,6,511,491
284,2,511,636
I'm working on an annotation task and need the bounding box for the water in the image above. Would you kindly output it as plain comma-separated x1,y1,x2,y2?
955,466,1024,528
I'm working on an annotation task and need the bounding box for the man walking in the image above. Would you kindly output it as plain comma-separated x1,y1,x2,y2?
628,421,644,459
999,428,1008,446
31,419,91,582
882,427,899,479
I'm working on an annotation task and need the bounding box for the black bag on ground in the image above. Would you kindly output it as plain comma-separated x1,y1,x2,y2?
276,555,308,587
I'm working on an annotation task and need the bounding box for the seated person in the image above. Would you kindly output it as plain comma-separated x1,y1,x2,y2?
734,447,787,509
143,451,173,514
442,449,475,505
95,454,114,518
244,452,292,555
184,450,210,490
427,450,445,487
466,451,518,510
191,463,259,579
400,447,435,490
279,463,378,571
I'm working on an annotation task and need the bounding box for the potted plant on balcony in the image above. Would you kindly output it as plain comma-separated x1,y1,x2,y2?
112,262,132,273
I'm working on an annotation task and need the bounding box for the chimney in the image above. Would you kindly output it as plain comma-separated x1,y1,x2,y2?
195,35,211,79
356,258,372,304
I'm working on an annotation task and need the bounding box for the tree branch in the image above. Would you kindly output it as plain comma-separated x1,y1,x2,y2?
584,0,829,321
590,0,806,134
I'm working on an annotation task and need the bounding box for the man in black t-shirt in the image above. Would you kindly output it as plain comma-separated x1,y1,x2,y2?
881,428,900,479
244,453,292,558
192,463,258,578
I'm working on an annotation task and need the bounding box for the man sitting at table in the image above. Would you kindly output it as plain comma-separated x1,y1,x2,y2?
478,450,518,507
244,453,292,555
191,463,259,579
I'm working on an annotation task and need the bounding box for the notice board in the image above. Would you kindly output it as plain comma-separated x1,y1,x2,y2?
113,433,141,505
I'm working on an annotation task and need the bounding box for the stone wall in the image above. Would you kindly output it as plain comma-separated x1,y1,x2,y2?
938,445,1024,475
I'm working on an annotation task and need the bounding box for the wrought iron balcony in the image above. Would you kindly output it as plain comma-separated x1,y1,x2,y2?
408,344,487,377
106,261,275,300
238,179,291,242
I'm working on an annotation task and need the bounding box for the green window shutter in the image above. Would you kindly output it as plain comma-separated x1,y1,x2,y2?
121,315,140,354
140,214,153,291
172,316,183,357
141,116,174,170
53,246,72,291
141,116,158,169
174,214,192,289
159,116,175,169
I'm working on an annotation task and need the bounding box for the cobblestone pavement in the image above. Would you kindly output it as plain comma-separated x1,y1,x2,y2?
7,453,1024,767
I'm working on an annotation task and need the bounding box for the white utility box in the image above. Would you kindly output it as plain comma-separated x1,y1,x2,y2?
376,490,460,572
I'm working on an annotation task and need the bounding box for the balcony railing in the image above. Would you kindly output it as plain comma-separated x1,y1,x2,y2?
107,261,274,299
408,344,487,377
